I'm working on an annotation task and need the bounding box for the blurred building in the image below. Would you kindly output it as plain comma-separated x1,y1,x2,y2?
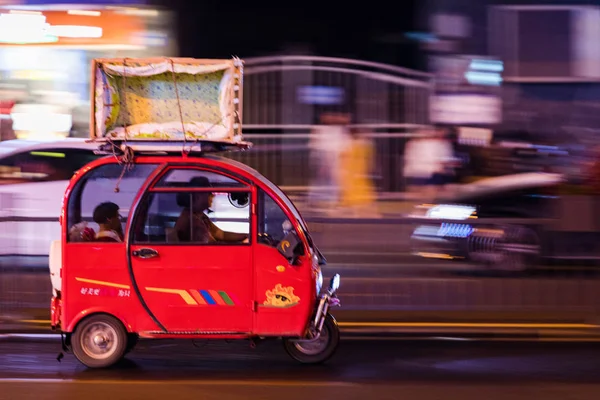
416,0,600,145
0,0,175,140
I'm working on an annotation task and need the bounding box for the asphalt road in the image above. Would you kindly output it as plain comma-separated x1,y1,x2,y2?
0,338,599,400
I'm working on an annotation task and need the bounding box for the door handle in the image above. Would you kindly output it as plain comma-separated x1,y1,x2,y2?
132,248,159,259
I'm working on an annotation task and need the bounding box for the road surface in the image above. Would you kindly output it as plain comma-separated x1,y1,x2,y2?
0,338,598,399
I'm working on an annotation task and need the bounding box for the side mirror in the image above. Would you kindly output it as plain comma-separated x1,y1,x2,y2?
277,231,303,263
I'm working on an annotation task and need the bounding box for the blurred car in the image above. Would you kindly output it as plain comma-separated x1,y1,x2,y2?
409,172,600,271
0,139,250,257
0,139,100,256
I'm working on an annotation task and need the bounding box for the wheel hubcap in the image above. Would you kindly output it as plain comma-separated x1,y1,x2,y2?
294,326,330,355
93,334,108,346
81,322,118,360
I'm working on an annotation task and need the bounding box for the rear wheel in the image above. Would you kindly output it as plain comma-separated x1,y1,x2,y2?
283,313,340,364
71,314,128,369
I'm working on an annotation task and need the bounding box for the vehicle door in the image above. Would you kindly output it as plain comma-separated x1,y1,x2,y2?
253,187,313,336
129,166,254,333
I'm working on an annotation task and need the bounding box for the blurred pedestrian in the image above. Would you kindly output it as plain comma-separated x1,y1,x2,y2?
338,126,379,217
403,125,454,201
307,112,351,215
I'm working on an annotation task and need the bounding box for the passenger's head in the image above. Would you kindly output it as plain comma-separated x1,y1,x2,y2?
93,202,121,231
189,176,214,212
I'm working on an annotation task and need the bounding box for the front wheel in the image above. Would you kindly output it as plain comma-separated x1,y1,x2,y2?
71,314,128,369
283,313,340,364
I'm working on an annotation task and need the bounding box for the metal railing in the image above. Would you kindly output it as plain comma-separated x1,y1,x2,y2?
227,132,420,193
242,55,433,129
231,56,435,192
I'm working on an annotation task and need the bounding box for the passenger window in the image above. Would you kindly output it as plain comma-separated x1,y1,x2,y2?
133,190,250,244
67,163,158,243
257,188,297,247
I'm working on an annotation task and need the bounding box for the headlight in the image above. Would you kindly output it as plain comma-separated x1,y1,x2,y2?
329,274,340,293
410,204,477,220
426,204,476,220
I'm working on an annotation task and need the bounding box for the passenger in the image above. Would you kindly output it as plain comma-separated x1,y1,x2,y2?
174,177,248,243
92,201,124,242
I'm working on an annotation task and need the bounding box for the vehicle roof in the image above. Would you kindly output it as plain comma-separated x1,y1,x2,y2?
71,151,310,233
439,172,564,203
0,138,97,157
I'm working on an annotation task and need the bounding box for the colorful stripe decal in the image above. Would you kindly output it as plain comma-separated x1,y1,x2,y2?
146,287,197,305
209,290,226,306
143,286,237,306
219,291,235,306
189,290,207,305
200,290,216,305
76,277,130,289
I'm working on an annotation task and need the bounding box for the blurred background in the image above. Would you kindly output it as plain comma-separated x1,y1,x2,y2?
1,0,600,338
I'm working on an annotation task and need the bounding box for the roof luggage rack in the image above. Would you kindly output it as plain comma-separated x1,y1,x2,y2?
91,139,253,157
89,56,247,158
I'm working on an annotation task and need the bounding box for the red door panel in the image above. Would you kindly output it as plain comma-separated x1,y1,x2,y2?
253,243,312,336
63,244,158,332
130,245,252,333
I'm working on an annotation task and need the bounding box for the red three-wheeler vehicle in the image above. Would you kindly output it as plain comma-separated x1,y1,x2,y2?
48,56,341,368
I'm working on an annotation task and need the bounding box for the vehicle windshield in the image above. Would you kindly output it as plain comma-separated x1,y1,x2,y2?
259,177,324,263
260,179,308,232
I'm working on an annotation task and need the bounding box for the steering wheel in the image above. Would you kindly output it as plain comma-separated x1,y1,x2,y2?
257,233,277,246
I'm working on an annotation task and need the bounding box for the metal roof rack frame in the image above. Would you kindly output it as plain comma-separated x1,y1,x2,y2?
90,139,253,156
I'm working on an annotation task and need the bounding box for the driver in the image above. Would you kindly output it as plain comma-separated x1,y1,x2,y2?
174,176,248,244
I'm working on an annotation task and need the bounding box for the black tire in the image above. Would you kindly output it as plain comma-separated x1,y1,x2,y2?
125,334,139,354
71,314,128,369
283,313,340,364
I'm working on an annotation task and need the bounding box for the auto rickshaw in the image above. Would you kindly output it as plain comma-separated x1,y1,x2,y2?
48,57,341,368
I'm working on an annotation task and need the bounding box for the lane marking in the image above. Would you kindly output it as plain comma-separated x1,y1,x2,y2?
17,320,50,324
0,334,58,339
337,322,599,329
0,378,358,387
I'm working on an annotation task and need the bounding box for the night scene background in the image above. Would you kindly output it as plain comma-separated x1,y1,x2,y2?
0,0,599,399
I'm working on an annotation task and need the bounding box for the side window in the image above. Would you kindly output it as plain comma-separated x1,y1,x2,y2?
67,163,158,243
62,149,103,174
133,190,250,244
0,148,101,183
133,168,250,245
257,188,296,246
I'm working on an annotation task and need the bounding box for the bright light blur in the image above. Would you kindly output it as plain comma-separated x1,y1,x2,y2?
0,5,174,140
